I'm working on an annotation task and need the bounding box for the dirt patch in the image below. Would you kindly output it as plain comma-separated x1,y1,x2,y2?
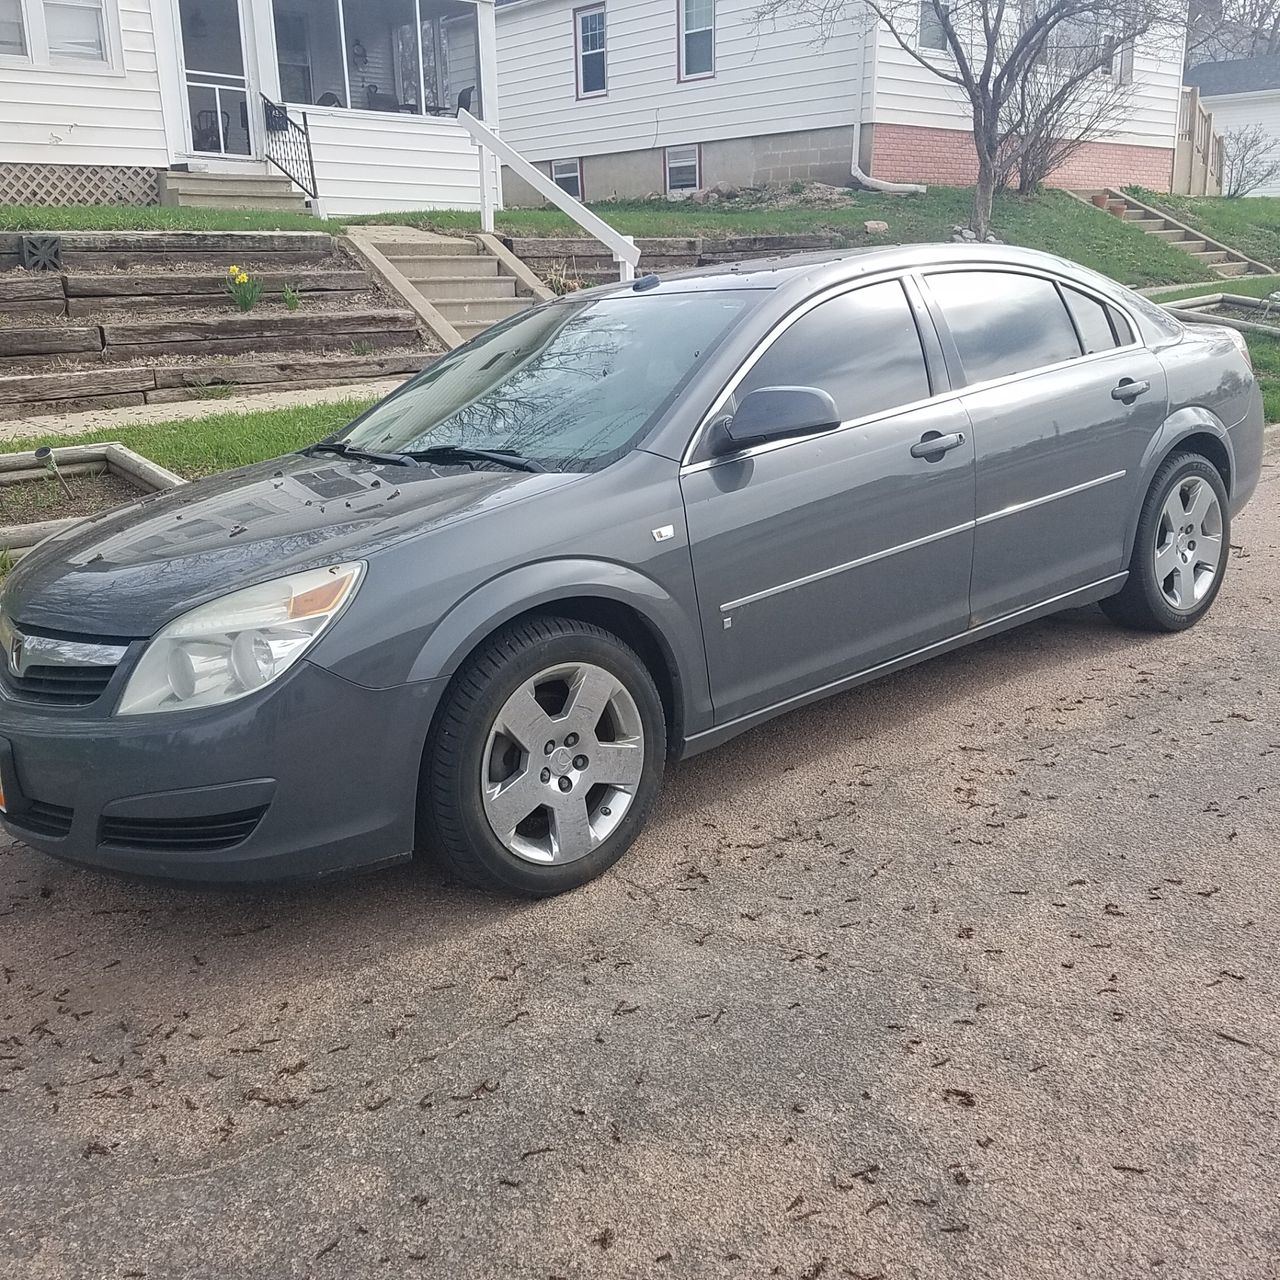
0,468,143,524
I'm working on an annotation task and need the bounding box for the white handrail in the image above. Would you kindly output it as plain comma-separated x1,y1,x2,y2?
457,110,639,282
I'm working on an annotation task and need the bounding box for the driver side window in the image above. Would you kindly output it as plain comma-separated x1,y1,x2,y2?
736,279,932,423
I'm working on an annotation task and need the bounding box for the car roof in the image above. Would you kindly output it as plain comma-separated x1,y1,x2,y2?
583,242,1107,296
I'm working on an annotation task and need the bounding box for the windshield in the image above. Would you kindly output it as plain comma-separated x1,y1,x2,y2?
335,290,757,471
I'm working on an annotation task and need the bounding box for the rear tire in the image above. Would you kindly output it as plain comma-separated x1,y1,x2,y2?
1102,451,1229,633
422,616,666,896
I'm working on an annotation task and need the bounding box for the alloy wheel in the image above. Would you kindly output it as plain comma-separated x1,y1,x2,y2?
480,662,646,865
1153,476,1224,612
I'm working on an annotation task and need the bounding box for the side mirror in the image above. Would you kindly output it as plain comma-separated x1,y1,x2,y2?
719,386,840,451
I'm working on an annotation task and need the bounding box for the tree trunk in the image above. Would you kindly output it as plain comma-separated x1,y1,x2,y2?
972,154,996,238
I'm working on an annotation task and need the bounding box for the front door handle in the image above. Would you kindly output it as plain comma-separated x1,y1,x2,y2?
1111,378,1151,402
910,431,966,461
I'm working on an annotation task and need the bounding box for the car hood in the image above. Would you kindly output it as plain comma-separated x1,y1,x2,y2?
2,453,578,637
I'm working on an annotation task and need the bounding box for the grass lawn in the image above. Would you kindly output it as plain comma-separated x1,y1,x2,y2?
0,399,375,479
1128,191,1280,269
1,187,1212,288
1249,334,1280,423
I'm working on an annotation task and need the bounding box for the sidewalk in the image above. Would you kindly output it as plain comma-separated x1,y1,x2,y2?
0,378,403,443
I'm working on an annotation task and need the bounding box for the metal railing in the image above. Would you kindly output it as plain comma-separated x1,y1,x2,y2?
260,94,319,202
456,110,639,282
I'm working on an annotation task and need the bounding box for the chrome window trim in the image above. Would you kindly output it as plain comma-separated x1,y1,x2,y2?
679,261,1146,474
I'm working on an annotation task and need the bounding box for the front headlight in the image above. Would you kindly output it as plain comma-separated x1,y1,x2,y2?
116,562,364,716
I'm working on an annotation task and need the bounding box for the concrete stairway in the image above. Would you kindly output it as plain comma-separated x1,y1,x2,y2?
1075,188,1270,279
375,237,535,341
158,169,308,213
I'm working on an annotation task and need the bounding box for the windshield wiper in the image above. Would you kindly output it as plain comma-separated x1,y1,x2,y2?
405,445,549,473
306,439,416,467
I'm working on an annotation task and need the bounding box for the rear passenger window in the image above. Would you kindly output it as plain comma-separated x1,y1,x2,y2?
1063,286,1118,354
735,280,930,422
927,270,1081,383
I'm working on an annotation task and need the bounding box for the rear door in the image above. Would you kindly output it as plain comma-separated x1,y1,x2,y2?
920,268,1168,623
680,277,976,726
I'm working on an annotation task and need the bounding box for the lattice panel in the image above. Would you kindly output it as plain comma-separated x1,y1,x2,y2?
0,163,160,207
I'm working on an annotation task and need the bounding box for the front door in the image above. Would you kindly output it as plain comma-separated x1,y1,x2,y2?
177,0,254,156
681,279,976,726
921,268,1169,623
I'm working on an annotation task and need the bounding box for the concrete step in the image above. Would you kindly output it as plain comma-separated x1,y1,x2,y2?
1120,208,1150,221
376,238,478,257
163,172,294,191
163,193,309,210
1129,218,1169,231
435,297,532,325
1190,249,1229,264
454,312,535,340
1214,261,1249,277
392,254,499,279
1148,228,1190,242
1176,239,1209,254
417,276,517,301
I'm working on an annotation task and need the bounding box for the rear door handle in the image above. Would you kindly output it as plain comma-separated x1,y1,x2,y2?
910,431,966,460
1111,378,1151,402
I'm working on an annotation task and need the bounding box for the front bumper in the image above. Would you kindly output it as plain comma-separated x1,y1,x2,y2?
0,661,446,883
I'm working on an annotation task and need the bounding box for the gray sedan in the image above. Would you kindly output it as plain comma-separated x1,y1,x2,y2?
0,245,1263,893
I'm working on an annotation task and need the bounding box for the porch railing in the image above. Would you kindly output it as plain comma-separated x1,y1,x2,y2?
260,94,319,203
456,110,639,282
1173,86,1222,197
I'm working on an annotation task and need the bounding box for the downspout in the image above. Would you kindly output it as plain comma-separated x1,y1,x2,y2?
850,159,926,196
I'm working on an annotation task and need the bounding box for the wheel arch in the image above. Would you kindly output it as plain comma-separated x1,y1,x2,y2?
409,559,709,750
1125,409,1235,562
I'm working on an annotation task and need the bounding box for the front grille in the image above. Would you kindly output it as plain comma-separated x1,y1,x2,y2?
0,663,116,706
99,806,267,853
8,799,74,839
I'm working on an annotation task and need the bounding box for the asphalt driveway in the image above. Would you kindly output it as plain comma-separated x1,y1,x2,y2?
3,439,1278,1280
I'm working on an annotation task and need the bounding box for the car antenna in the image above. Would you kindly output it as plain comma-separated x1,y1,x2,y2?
632,273,661,291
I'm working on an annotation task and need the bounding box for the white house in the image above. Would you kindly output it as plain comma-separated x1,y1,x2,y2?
0,0,502,213
1185,55,1280,196
493,0,1187,201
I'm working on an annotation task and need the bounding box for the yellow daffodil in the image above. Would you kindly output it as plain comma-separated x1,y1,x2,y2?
228,264,239,274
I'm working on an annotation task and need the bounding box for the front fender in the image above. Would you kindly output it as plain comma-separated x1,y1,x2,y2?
406,558,713,738
1123,407,1235,562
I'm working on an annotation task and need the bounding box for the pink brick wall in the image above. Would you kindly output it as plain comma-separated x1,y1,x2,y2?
869,123,1174,192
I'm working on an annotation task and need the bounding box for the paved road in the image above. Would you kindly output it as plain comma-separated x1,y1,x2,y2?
4,443,1279,1280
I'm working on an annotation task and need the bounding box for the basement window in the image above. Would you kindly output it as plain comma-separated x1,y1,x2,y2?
551,158,584,200
665,144,701,192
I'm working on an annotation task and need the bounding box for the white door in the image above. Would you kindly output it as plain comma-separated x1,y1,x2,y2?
175,0,258,157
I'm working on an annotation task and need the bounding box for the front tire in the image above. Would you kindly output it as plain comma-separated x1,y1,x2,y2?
422,616,666,895
1102,451,1229,632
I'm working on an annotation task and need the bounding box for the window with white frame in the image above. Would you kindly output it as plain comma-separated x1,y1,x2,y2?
917,0,949,50
665,144,700,192
680,0,714,78
576,4,606,97
0,0,113,65
551,158,583,199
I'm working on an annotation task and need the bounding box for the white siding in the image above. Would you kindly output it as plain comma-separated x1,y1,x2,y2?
495,0,865,160
0,0,170,166
306,107,483,212
1200,90,1280,196
871,26,1182,151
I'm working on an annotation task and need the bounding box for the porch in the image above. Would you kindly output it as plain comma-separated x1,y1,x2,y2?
171,0,497,214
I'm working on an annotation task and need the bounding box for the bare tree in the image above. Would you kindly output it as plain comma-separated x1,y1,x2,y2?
999,26,1138,192
1186,0,1280,67
1221,123,1280,196
754,0,1181,236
